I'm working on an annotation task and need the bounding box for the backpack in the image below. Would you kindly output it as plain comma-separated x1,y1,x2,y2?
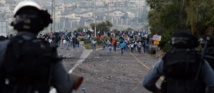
163,49,201,79
161,49,205,93
0,33,60,93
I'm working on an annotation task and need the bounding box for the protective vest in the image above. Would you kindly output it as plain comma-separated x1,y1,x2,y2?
161,49,205,93
0,32,60,93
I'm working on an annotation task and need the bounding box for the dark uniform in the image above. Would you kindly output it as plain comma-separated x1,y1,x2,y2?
0,1,74,93
143,31,214,93
200,36,214,70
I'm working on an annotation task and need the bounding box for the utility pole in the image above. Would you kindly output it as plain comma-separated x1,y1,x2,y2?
93,0,97,37
108,1,112,25
51,0,55,32
107,1,110,21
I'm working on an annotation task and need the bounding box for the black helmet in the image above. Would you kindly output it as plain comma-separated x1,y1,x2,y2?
11,1,52,34
170,30,198,48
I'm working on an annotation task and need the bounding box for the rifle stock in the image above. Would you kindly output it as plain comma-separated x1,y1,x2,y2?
69,74,84,90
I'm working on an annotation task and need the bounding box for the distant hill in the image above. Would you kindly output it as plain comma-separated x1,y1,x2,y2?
14,0,87,4
64,0,86,2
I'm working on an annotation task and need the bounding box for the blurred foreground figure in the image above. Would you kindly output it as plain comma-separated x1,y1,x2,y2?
200,36,214,70
143,30,214,93
0,1,82,93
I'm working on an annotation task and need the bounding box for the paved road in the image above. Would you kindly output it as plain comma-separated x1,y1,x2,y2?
58,46,84,71
50,46,84,93
58,47,163,93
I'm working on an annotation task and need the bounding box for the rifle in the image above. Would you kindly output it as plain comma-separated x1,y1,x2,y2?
69,74,84,90
195,39,208,80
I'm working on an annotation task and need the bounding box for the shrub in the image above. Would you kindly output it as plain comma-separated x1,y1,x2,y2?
79,37,85,41
84,39,91,44
162,43,172,52
97,40,102,45
103,36,109,41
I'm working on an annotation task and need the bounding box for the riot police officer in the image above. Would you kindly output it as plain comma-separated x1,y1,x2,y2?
142,30,214,93
0,1,79,93
199,36,214,69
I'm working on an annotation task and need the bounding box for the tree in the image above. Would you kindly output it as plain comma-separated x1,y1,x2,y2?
146,0,214,51
90,21,113,35
126,28,133,31
76,27,83,32
113,29,120,36
106,20,113,27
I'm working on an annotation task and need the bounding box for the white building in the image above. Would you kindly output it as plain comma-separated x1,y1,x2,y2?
107,10,125,17
77,11,94,18
0,5,10,12
128,0,145,7
126,12,135,19
0,0,5,4
129,0,144,5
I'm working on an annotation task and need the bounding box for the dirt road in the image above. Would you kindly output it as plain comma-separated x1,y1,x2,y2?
60,47,161,93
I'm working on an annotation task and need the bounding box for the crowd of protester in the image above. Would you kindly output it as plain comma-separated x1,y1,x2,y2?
0,30,152,55
100,30,151,55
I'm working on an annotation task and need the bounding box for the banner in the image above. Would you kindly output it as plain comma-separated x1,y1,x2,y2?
152,35,161,41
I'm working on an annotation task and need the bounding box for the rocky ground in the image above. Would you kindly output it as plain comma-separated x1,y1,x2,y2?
58,46,163,93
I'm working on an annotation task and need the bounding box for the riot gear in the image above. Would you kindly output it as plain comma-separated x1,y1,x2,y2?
162,31,204,93
10,1,52,34
162,49,205,93
170,31,198,48
143,31,214,93
0,1,79,93
200,36,214,69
